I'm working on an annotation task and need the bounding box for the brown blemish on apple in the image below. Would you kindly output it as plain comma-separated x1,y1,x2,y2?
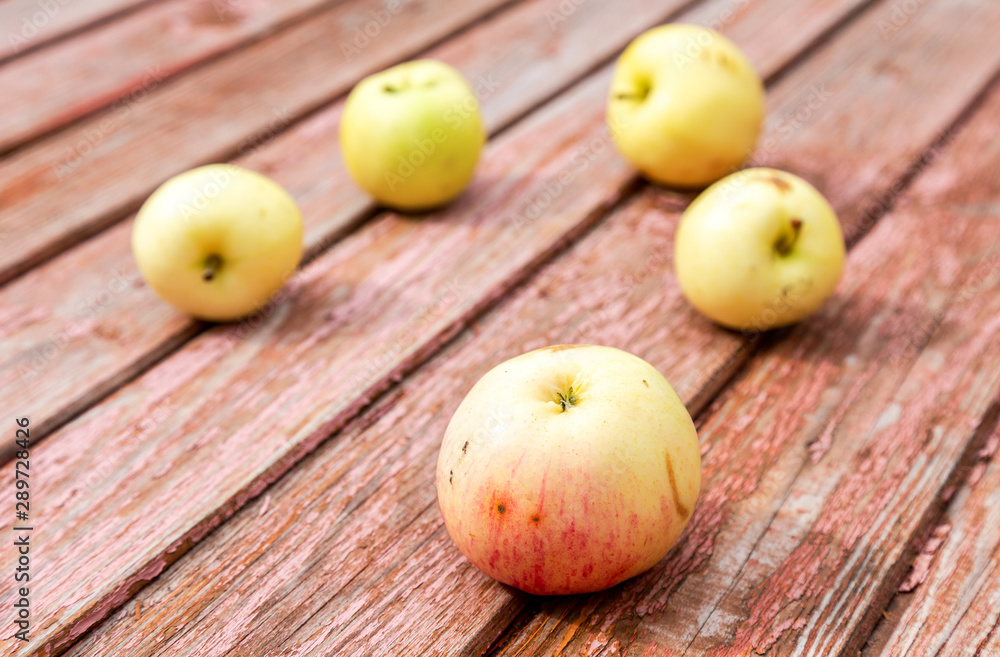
531,515,541,524
542,344,587,353
461,440,469,454
665,453,690,519
449,469,453,485
642,379,649,387
497,503,506,514
764,176,792,193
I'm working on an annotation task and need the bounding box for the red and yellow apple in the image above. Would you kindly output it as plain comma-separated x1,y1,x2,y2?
436,344,701,595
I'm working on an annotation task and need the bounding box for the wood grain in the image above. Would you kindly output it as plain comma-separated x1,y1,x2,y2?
0,0,707,453
0,0,885,650
676,227,1000,657
0,0,348,154
62,1,1000,655
864,426,1000,657
0,0,512,285
861,84,1000,657
494,6,1000,655
0,0,158,62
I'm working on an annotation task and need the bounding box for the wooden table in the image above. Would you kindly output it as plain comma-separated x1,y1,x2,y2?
1,0,999,654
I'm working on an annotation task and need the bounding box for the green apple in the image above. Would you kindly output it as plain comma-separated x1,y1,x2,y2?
437,344,701,595
675,167,845,331
132,164,303,322
607,24,765,188
340,59,486,211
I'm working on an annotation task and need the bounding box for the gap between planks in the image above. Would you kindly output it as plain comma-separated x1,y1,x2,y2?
841,65,1000,656
860,402,1000,657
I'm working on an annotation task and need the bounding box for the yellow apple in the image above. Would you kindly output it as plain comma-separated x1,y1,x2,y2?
340,59,486,211
132,164,303,322
675,168,846,331
436,344,701,595
607,24,765,188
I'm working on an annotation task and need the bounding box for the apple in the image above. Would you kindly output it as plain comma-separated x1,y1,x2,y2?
436,344,701,595
675,167,845,331
607,24,765,188
132,164,303,322
340,59,486,211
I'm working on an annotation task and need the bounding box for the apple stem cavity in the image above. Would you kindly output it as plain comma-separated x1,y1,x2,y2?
202,254,223,282
614,75,652,103
774,218,803,256
557,385,580,412
382,78,438,94
615,80,651,103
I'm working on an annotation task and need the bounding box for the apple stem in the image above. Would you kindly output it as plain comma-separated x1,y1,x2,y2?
614,78,651,103
202,254,223,282
775,218,803,256
558,386,579,411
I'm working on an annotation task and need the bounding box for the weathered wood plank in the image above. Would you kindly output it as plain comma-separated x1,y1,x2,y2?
0,0,884,650
670,76,1000,657
0,0,348,155
677,264,1000,657
0,0,158,62
0,0,512,285
494,10,1000,656
863,425,1000,657
858,89,1000,657
63,1,1000,655
0,0,705,453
